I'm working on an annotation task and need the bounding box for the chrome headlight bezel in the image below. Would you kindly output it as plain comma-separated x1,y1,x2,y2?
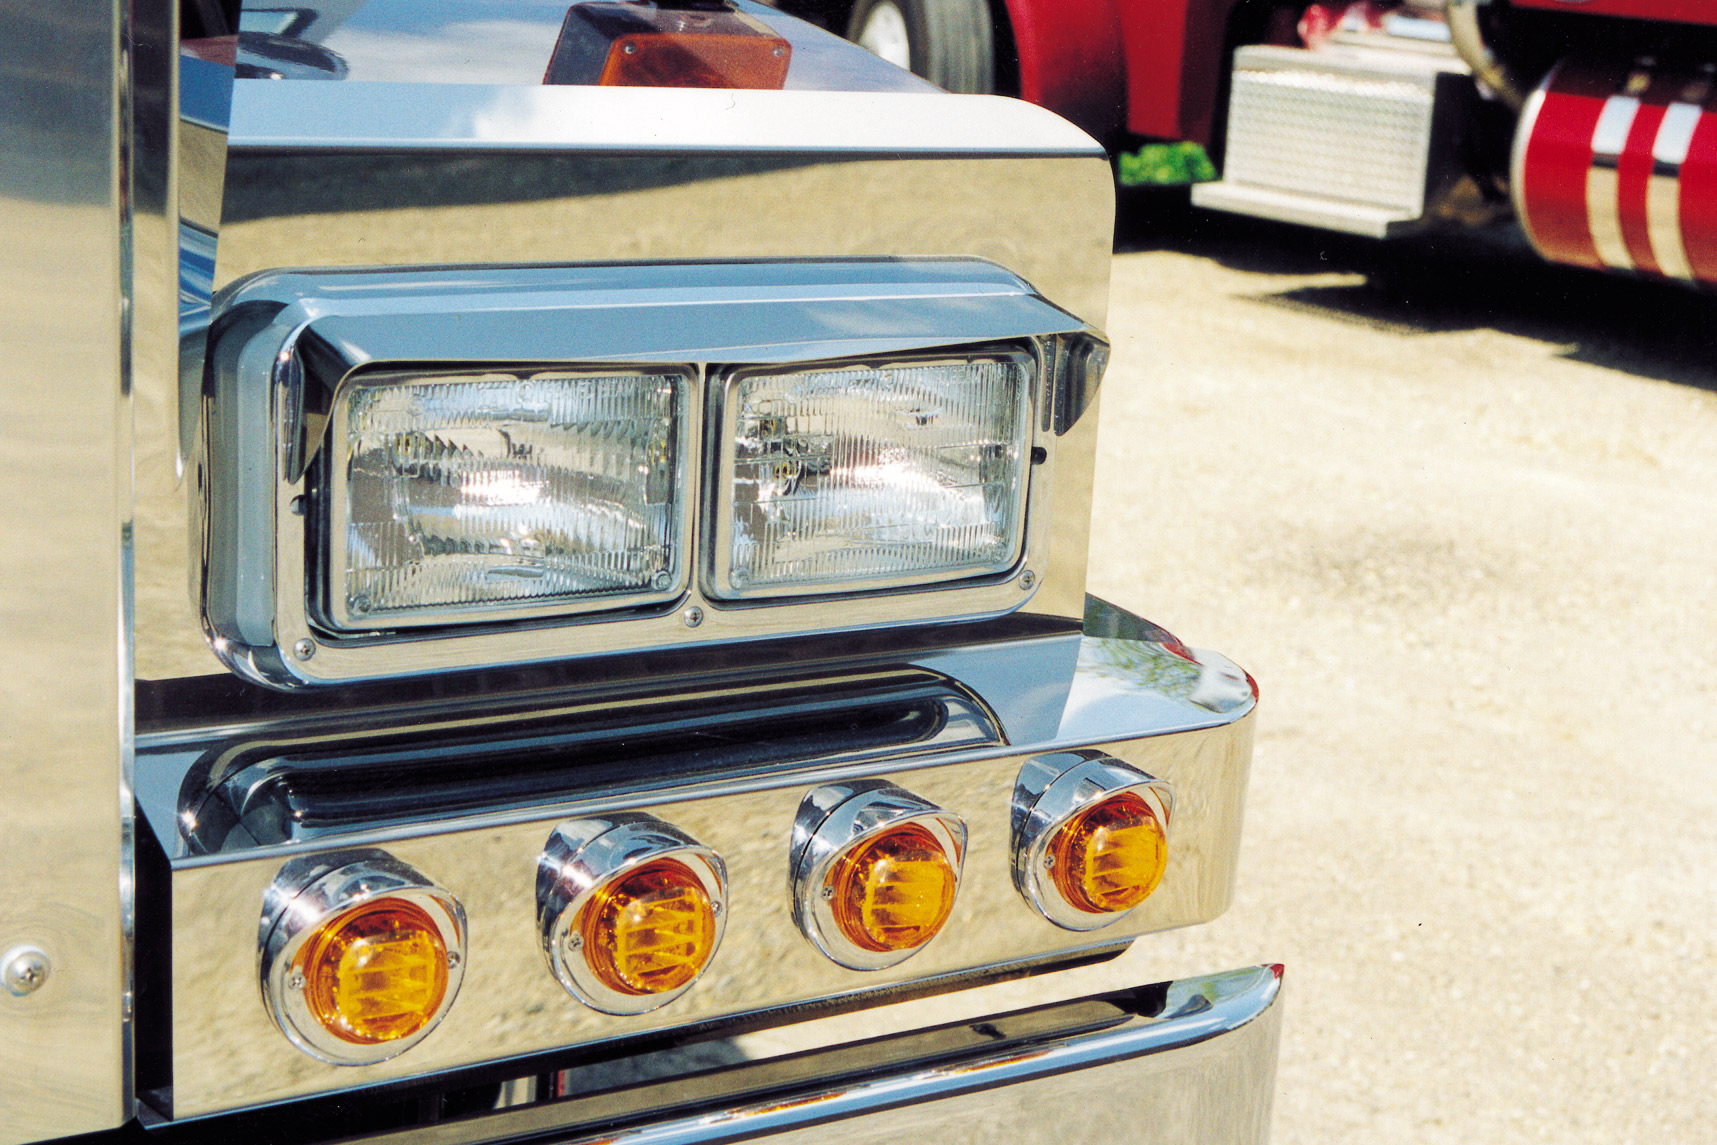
199,261,1104,688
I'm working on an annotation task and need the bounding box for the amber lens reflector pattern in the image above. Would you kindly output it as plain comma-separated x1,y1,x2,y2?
1049,792,1168,915
297,899,451,1046
827,824,958,954
580,858,718,996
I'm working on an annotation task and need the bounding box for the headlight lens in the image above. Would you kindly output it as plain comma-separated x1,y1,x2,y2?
325,368,688,630
713,353,1031,598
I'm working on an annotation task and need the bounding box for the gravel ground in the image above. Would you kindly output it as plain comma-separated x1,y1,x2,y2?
1083,201,1717,1145
745,201,1717,1144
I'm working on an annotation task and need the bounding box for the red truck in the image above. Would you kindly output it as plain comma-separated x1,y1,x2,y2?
799,0,1717,286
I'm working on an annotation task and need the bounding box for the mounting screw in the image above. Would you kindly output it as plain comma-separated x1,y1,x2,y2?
710,901,723,916
286,969,306,991
446,950,462,970
2,947,49,997
682,606,704,628
293,638,315,661
566,933,584,952
820,885,835,901
1019,570,1036,591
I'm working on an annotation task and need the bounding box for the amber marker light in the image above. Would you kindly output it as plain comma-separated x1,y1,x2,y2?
259,853,467,1065
580,858,719,996
1012,754,1174,932
538,817,727,1016
791,783,965,970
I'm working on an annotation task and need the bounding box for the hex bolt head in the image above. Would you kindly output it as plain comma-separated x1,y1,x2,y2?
3,947,50,997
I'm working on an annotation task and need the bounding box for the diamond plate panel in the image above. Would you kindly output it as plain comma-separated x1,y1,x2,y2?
1222,49,1441,215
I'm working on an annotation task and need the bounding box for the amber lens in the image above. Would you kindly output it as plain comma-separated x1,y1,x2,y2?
581,858,718,996
827,823,958,953
298,898,450,1045
1049,792,1168,914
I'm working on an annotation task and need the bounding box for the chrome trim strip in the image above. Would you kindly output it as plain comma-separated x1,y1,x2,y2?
339,965,1283,1145
0,0,133,1138
1648,100,1702,281
1586,93,1640,271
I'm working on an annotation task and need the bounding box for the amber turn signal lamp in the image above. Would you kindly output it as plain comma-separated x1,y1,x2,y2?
538,816,728,1015
579,858,719,996
545,3,792,90
298,899,450,1045
827,823,958,953
259,853,467,1065
791,783,966,970
1047,792,1168,915
1013,754,1174,932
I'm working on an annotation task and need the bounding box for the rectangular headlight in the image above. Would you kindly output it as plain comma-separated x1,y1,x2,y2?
711,352,1032,599
322,368,689,630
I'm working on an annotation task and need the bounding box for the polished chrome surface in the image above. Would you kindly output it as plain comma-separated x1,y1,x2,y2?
198,260,1093,687
166,669,1001,855
134,78,1113,682
788,782,966,970
176,53,233,473
336,965,1282,1145
536,816,728,1016
0,0,133,1138
259,851,468,1065
153,602,1257,1117
1446,0,1526,111
1010,752,1174,932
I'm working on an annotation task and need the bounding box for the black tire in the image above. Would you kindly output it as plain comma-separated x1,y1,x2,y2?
845,0,995,94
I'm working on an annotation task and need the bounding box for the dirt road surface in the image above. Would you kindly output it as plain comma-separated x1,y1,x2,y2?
1082,203,1717,1145
746,203,1717,1144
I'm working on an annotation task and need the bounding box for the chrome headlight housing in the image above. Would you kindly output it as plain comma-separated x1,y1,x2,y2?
200,260,1106,687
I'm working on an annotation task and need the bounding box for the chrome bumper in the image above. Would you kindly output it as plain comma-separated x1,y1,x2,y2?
356,966,1283,1145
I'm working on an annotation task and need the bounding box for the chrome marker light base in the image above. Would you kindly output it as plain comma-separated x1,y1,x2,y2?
1011,752,1174,932
258,852,467,1065
536,816,728,1016
789,782,966,971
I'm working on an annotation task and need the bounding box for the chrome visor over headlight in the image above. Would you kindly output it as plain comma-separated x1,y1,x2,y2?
324,367,689,630
712,352,1030,599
